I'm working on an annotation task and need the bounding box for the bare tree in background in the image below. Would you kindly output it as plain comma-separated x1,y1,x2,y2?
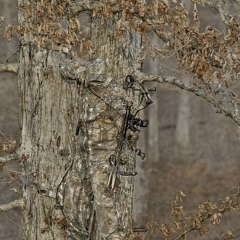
0,0,240,239
0,1,21,239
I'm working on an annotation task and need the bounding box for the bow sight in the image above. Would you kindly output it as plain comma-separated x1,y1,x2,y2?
127,114,149,132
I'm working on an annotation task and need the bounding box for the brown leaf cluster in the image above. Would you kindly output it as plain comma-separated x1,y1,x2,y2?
92,0,239,86
3,0,239,86
0,134,16,154
4,0,89,52
145,190,240,239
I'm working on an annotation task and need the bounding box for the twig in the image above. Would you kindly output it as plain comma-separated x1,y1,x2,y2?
174,227,195,240
233,0,240,5
0,153,19,165
6,216,23,228
197,1,231,27
220,231,240,240
71,3,93,15
230,233,240,239
135,72,240,126
0,63,18,74
4,48,19,64
0,198,25,211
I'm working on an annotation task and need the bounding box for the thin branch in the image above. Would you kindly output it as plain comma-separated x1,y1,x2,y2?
0,198,25,211
197,1,231,27
0,153,19,165
220,230,240,240
229,233,240,239
4,47,19,64
71,3,93,15
233,0,240,5
175,227,195,240
0,63,18,74
6,216,22,228
135,72,240,126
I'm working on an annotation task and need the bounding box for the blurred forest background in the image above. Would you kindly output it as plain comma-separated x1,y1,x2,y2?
0,0,21,239
0,0,240,239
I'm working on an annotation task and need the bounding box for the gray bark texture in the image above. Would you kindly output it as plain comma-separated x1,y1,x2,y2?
175,87,190,148
19,47,81,239
18,4,147,240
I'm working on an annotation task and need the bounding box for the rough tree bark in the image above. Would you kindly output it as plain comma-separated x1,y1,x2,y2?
18,2,145,240
19,46,81,239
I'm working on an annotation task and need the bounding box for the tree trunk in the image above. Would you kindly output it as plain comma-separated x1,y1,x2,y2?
175,83,191,148
134,110,148,223
175,0,192,149
19,47,83,239
19,5,142,240
145,33,160,163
